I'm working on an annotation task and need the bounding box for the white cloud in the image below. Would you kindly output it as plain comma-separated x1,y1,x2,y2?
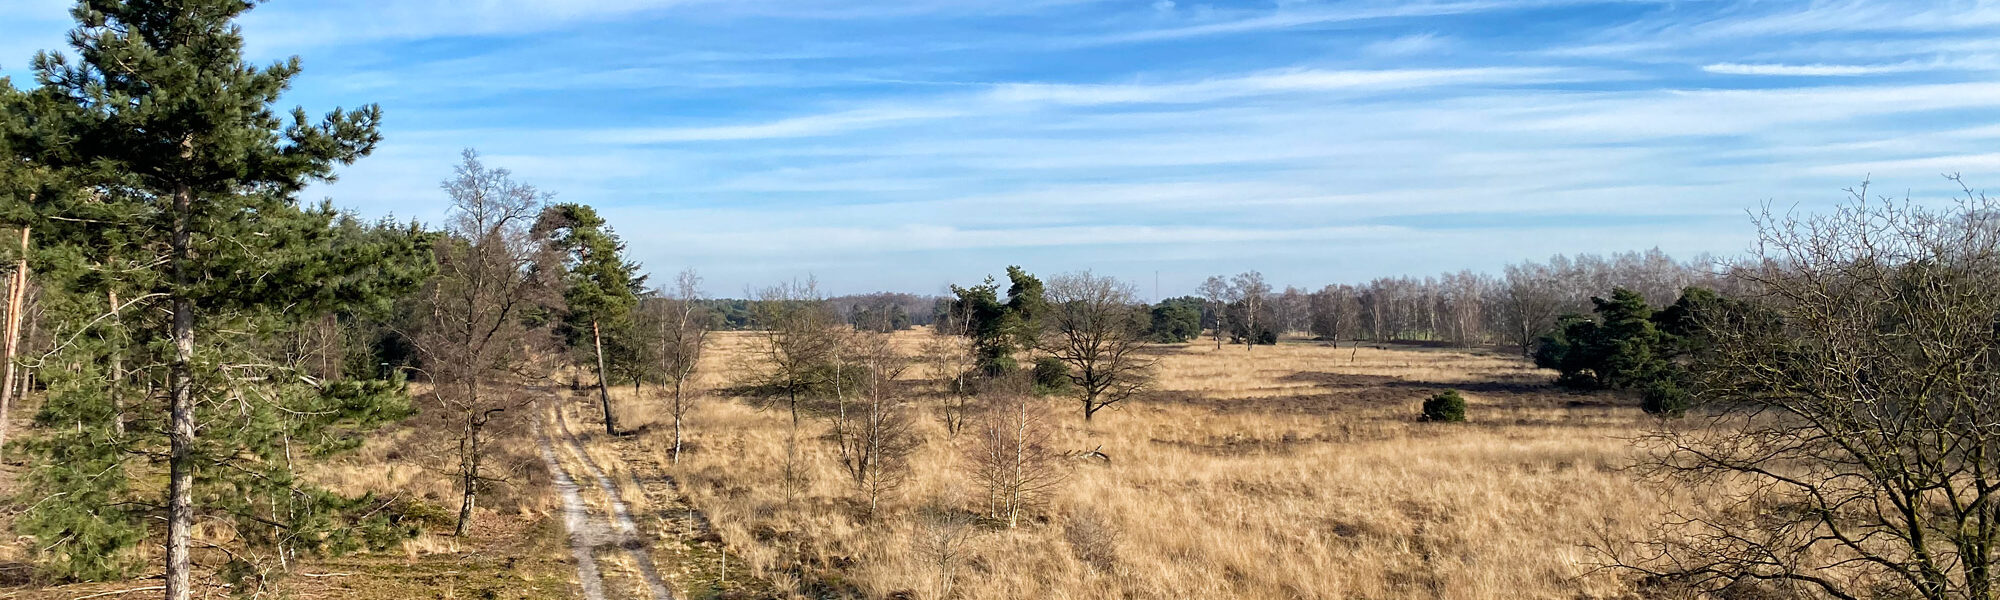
985,67,1570,105
590,108,964,143
1702,62,1925,76
1363,33,1448,56
1083,1,1518,45
1806,153,2000,177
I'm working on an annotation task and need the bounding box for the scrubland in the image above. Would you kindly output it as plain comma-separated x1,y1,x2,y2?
2,330,1674,600
604,331,1669,599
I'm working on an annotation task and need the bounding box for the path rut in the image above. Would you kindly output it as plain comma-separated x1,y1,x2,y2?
550,401,676,599
532,417,609,600
537,398,674,600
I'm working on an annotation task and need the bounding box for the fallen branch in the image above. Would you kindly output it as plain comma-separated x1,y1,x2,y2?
70,586,165,600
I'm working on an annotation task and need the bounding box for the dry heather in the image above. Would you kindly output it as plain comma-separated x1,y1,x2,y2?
603,331,1671,599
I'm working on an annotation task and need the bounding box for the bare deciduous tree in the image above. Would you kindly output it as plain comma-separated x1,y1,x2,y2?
750,278,843,426
649,268,709,464
1198,275,1230,350
1308,284,1355,345
1039,271,1153,421
1606,179,2000,600
829,329,918,517
1229,271,1271,350
1497,262,1565,356
966,391,1067,528
417,149,553,536
922,300,980,436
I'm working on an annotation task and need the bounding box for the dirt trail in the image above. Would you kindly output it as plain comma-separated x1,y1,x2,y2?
538,387,773,598
549,401,676,599
532,417,611,600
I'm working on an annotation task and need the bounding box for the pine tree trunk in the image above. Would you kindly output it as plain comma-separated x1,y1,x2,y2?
0,226,27,458
593,320,618,435
166,183,196,600
108,289,124,436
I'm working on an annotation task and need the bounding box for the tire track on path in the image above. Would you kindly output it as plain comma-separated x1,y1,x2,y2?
531,415,609,600
550,400,676,599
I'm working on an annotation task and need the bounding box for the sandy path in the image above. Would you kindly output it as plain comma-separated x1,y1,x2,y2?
532,417,610,600
550,402,676,599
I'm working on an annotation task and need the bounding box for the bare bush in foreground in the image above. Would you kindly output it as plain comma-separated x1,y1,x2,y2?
1608,179,2000,599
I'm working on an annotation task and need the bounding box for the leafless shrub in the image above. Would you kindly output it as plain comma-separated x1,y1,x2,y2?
829,330,919,517
1604,178,2000,600
1064,506,1120,575
965,391,1067,528
912,497,981,600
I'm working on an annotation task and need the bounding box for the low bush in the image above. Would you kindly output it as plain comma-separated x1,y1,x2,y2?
1420,390,1467,422
1032,357,1072,395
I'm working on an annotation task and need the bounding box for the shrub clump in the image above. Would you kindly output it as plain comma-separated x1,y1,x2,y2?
1420,390,1467,422
1641,379,1689,418
1032,356,1073,395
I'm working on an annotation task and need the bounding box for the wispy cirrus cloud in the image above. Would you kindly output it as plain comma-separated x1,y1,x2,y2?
984,67,1579,105
1077,0,1529,46
1701,62,1929,76
10,0,2000,294
590,108,966,143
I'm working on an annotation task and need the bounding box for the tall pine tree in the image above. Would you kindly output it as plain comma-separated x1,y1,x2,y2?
6,1,428,595
534,202,645,435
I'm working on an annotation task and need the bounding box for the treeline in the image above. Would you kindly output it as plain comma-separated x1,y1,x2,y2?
688,293,940,332
1119,249,1721,353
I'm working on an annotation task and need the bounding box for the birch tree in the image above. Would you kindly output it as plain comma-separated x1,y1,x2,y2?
417,150,551,536
650,268,709,463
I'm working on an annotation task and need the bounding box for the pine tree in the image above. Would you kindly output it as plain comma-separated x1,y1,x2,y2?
535,202,646,435
1592,288,1663,389
5,1,427,595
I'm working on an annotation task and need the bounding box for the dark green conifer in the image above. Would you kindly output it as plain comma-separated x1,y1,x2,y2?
3,1,428,595
535,202,646,434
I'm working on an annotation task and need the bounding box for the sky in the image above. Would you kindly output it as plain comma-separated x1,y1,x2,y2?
5,0,2000,298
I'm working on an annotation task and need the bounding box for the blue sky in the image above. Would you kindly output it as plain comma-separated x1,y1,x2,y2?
5,0,2000,297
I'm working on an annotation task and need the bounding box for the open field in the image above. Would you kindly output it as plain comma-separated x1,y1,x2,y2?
0,329,1673,600
592,330,1669,599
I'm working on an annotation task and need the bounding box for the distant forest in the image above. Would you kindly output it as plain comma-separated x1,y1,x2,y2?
712,248,1719,357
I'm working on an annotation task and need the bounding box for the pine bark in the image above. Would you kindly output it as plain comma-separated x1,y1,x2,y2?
108,289,124,436
166,182,195,600
592,320,618,435
0,226,24,456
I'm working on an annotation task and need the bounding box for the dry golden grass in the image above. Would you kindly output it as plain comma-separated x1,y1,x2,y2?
601,330,1671,600
0,329,1674,600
